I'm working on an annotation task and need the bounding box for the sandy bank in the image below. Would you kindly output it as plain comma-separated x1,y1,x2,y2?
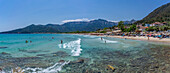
97,35,170,44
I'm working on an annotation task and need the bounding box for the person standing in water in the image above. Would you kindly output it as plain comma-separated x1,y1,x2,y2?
61,40,63,44
101,37,103,40
105,40,106,43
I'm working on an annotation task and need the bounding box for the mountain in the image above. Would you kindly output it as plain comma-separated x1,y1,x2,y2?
123,19,137,24
1,19,117,33
136,3,170,24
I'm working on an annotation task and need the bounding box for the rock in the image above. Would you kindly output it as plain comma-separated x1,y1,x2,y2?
19,49,48,53
36,54,46,56
1,52,10,55
153,66,159,68
59,60,65,63
76,59,84,63
51,51,68,57
68,59,85,65
0,47,8,49
18,49,27,52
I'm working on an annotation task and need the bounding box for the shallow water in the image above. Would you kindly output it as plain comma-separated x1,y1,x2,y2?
0,34,169,73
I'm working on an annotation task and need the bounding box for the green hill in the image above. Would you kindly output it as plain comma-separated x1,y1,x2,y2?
137,3,170,24
1,19,117,33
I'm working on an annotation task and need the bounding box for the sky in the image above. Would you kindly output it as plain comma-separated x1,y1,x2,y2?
0,0,170,32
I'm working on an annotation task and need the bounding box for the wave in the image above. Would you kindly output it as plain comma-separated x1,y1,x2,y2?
22,61,70,73
104,39,118,43
76,34,99,38
58,38,82,56
99,38,118,43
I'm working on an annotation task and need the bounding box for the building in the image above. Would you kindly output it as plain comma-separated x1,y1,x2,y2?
162,22,168,25
124,26,130,29
151,22,165,26
137,25,148,32
145,24,151,27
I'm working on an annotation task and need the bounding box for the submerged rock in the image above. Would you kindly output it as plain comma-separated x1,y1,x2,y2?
19,49,49,53
1,52,10,55
0,47,8,49
59,60,65,63
76,59,84,63
51,51,69,57
36,54,46,56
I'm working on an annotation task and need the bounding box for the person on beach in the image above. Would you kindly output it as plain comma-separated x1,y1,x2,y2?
147,34,150,40
61,40,63,44
159,33,162,40
148,36,149,40
122,33,125,37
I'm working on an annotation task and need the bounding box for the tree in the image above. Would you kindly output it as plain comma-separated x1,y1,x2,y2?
146,26,154,31
100,31,106,33
118,21,124,31
112,26,115,29
142,24,145,26
103,27,108,30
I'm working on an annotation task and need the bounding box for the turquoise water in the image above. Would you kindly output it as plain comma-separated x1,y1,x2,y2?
0,34,159,72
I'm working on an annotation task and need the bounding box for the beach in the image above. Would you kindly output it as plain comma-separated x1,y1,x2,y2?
95,35,170,44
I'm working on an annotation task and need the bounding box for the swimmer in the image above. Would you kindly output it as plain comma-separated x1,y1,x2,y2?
61,40,63,44
25,40,28,43
101,37,103,40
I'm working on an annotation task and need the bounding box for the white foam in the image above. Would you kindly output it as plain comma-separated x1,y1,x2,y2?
98,38,118,43
0,71,6,73
77,34,99,38
104,39,118,43
58,38,82,56
21,61,70,73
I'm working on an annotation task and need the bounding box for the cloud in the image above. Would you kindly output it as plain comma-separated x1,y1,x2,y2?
108,20,119,23
62,18,119,23
62,18,91,23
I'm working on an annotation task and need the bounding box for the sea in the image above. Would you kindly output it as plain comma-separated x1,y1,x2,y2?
0,34,168,73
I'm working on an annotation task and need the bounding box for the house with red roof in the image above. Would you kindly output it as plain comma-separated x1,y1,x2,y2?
136,25,148,32
150,22,166,26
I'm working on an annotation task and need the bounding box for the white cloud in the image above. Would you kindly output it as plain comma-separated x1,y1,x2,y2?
62,18,119,23
62,18,91,23
108,20,119,23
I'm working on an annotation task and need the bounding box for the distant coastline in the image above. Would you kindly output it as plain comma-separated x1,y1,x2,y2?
1,33,170,44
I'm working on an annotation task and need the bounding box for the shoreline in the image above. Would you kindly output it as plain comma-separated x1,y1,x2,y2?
98,35,170,44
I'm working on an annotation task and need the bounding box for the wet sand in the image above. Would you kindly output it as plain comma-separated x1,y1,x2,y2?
102,35,170,44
